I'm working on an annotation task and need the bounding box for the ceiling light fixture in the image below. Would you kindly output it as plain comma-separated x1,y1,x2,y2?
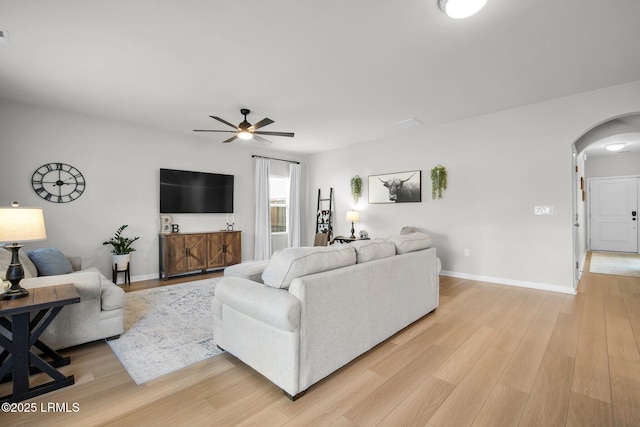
605,143,625,152
237,130,253,140
438,0,487,19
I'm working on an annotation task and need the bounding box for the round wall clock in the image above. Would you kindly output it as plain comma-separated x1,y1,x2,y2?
32,162,86,203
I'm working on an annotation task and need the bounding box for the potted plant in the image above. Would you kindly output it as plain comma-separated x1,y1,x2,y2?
103,224,140,270
431,165,448,200
350,175,362,204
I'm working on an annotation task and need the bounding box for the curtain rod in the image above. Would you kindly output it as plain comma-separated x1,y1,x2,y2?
251,155,300,164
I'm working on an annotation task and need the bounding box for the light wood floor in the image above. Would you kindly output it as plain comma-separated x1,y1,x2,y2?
2,255,639,426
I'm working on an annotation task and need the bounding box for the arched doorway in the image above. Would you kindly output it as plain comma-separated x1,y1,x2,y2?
572,112,640,288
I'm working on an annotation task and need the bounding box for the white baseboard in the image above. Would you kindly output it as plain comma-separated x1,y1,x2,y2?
439,270,577,295
131,273,160,283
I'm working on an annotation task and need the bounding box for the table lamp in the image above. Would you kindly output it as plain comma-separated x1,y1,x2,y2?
346,210,360,239
0,203,47,300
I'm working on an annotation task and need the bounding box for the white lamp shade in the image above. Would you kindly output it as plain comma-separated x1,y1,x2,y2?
346,210,360,222
0,206,47,243
439,0,487,19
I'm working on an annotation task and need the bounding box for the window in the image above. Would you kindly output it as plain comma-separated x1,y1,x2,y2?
270,176,289,233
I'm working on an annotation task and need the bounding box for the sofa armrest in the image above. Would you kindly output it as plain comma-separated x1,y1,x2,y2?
215,277,300,332
99,276,126,311
224,260,269,283
21,271,102,300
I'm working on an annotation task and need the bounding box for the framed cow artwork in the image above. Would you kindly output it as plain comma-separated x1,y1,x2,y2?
368,170,422,204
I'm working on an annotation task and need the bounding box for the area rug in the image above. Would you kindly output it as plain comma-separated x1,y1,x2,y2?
107,277,223,384
589,251,640,278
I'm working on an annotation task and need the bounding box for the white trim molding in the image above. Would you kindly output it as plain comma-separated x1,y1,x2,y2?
440,270,577,295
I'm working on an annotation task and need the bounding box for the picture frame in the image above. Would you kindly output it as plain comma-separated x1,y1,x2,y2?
368,170,422,204
159,215,173,234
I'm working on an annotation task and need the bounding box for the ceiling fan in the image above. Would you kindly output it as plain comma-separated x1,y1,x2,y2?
193,108,295,144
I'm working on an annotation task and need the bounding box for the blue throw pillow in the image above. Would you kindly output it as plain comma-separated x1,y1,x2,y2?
27,247,74,276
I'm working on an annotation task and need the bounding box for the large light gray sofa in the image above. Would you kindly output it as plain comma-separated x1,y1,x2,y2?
213,231,439,399
0,247,125,350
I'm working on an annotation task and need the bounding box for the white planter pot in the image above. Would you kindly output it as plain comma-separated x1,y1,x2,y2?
112,254,131,271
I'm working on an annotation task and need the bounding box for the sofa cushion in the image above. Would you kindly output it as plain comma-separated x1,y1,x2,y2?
387,232,433,254
27,247,74,276
350,239,396,263
262,246,356,289
400,226,418,234
216,277,301,331
224,260,269,283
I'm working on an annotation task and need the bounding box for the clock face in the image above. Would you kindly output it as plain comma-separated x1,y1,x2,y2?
32,163,86,203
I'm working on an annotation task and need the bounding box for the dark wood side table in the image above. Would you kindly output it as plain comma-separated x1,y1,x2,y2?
0,283,80,403
332,236,371,244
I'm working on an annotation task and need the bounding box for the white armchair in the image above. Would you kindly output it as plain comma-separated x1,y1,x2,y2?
1,247,125,350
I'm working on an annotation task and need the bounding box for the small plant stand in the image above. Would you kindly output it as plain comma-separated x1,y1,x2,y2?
112,262,130,286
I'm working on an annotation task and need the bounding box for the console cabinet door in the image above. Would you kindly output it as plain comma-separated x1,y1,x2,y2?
207,233,225,268
186,234,207,270
224,231,241,265
164,235,188,275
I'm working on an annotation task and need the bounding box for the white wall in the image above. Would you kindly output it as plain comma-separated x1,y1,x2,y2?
307,80,640,293
585,152,640,178
3,80,640,290
0,99,307,280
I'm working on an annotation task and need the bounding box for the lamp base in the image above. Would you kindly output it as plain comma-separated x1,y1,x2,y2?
1,243,29,300
1,286,29,300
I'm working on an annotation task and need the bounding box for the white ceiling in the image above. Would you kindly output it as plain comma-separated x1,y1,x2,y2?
1,0,640,154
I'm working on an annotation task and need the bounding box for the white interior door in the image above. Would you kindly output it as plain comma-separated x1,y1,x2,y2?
589,177,639,252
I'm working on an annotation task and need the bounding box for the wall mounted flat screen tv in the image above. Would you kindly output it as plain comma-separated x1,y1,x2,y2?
160,168,234,213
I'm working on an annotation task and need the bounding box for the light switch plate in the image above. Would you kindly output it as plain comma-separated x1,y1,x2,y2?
534,206,554,215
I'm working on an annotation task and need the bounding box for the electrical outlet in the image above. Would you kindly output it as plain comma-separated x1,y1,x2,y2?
464,249,470,257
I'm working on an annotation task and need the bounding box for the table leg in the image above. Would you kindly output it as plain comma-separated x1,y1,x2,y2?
0,308,75,403
8,313,30,399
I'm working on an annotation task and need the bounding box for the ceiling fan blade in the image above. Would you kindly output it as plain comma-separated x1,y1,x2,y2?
251,118,274,131
223,135,239,143
253,131,295,137
193,129,237,133
210,116,238,129
253,135,272,145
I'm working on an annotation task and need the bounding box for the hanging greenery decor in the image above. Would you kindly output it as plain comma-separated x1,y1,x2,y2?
430,165,448,200
350,175,362,204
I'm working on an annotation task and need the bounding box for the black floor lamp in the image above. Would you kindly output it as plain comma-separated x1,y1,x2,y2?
0,203,47,300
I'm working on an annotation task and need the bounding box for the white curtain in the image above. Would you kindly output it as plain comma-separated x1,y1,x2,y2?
288,163,302,248
254,158,272,260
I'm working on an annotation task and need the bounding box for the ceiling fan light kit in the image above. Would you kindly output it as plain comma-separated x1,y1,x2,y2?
238,131,253,140
438,0,487,19
194,108,294,145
